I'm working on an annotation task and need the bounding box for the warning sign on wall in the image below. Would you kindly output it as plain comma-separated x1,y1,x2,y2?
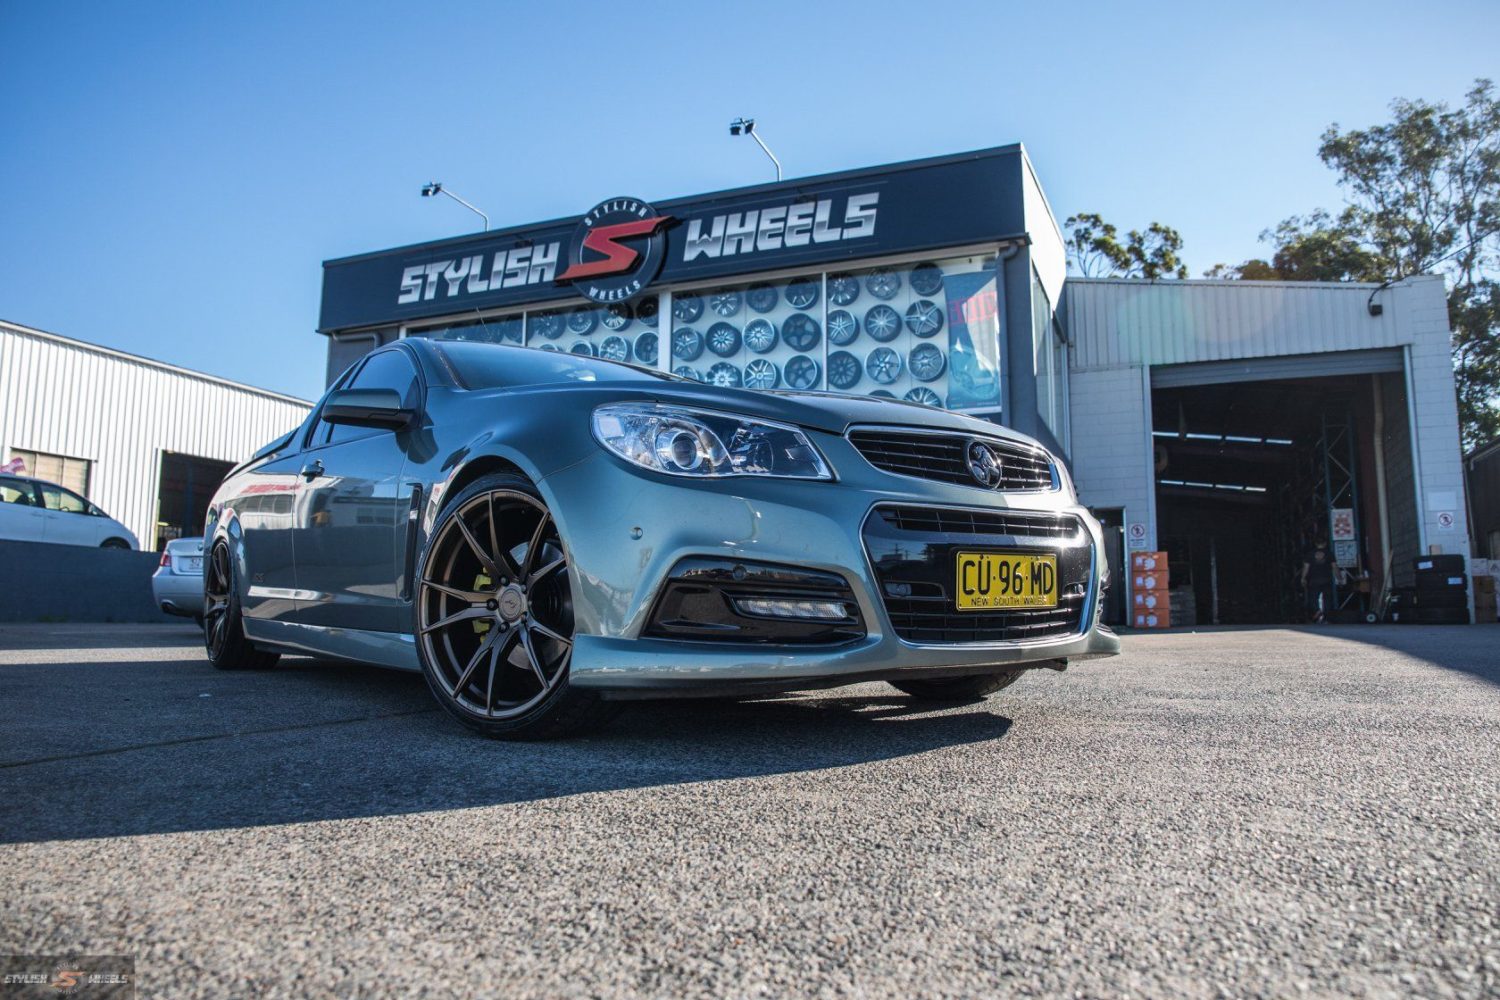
1128,523,1148,550
1329,508,1356,542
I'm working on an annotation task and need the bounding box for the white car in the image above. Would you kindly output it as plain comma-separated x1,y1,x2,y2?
152,536,205,620
0,472,138,549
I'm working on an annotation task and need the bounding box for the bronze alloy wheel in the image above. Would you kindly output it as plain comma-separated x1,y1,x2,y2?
417,479,599,734
203,543,233,659
203,541,278,671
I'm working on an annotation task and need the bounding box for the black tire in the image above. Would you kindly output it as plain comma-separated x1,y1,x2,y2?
203,541,280,670
890,668,1027,701
100,537,131,550
414,472,620,740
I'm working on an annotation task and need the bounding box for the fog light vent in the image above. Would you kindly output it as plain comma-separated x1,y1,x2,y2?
733,597,849,621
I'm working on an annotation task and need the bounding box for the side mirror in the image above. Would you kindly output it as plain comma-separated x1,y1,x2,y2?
321,388,414,430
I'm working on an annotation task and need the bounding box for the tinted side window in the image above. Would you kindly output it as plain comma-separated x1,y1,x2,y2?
315,350,418,446
39,484,88,513
1,481,38,506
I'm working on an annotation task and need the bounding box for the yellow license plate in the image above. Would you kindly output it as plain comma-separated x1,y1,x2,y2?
955,551,1058,611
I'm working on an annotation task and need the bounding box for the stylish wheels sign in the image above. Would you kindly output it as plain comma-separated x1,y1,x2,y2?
558,197,674,304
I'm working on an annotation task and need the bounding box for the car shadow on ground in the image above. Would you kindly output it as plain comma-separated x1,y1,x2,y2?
0,654,1012,844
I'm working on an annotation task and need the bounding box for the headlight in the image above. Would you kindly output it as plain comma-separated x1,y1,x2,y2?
592,403,832,480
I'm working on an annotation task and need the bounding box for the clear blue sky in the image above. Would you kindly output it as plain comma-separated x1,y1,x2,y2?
2,1,1495,401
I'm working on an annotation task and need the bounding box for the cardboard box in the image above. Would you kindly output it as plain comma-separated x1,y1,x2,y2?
1133,572,1168,591
1131,551,1168,572
1133,610,1170,629
1132,590,1169,610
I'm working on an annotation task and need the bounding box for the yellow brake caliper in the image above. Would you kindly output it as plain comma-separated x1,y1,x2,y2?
473,571,493,634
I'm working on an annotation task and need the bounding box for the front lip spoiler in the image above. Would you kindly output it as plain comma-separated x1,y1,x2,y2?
568,624,1120,697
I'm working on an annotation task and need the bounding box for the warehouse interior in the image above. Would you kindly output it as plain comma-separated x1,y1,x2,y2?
1150,372,1417,625
154,451,234,550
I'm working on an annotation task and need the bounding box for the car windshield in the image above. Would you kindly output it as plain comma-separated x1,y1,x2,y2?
437,342,677,391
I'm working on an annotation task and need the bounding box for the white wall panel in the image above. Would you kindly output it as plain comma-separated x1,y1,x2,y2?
1066,277,1407,371
0,321,312,548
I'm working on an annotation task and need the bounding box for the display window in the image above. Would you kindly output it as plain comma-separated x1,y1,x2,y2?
406,251,1004,416
528,299,659,364
667,275,824,391
824,255,1001,410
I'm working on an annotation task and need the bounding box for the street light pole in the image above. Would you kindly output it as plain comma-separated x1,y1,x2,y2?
421,182,489,231
729,118,782,182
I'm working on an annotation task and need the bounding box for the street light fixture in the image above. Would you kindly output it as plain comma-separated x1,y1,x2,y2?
728,117,782,182
420,181,490,232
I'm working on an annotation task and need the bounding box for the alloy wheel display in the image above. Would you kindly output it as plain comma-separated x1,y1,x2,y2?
908,342,946,382
602,305,632,331
672,294,704,323
827,309,859,346
865,268,901,300
674,365,701,380
744,319,778,354
866,347,902,384
634,333,658,365
746,283,779,313
598,336,631,363
783,354,820,389
828,350,862,390
743,358,779,389
781,313,821,351
828,273,860,306
530,312,564,340
706,322,741,357
905,299,944,337
672,327,704,361
709,289,742,316
566,308,596,336
707,362,742,388
570,342,594,356
785,278,819,310
904,387,942,406
864,304,902,342
633,297,659,327
909,262,944,296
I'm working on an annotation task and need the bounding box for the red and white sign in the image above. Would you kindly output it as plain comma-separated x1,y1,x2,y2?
1330,508,1356,542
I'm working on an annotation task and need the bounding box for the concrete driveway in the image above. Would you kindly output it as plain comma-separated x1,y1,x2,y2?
0,622,1496,998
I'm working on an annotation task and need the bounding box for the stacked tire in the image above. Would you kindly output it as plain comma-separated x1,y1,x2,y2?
1408,555,1470,624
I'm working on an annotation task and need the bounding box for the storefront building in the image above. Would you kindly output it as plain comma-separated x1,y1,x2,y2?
317,145,1475,625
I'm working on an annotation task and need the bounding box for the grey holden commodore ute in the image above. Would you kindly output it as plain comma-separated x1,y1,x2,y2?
203,338,1118,739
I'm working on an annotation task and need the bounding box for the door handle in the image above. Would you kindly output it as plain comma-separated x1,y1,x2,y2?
300,460,324,481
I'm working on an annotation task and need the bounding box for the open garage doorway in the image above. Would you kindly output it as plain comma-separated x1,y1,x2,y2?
155,451,235,550
1151,367,1417,625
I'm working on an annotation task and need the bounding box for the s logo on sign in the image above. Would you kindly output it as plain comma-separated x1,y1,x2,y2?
559,197,674,304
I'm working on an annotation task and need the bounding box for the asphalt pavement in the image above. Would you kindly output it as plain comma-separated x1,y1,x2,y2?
0,622,1496,998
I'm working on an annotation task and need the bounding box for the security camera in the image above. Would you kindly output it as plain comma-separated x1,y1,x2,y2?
421,182,442,197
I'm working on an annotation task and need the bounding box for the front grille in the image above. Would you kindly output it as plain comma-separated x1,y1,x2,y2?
864,504,1090,645
847,428,1055,491
876,506,1076,539
879,593,1087,645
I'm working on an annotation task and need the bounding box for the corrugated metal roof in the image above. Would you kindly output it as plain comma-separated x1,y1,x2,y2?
1064,277,1416,372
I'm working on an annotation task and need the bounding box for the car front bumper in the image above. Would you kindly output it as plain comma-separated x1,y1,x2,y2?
540,437,1120,696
